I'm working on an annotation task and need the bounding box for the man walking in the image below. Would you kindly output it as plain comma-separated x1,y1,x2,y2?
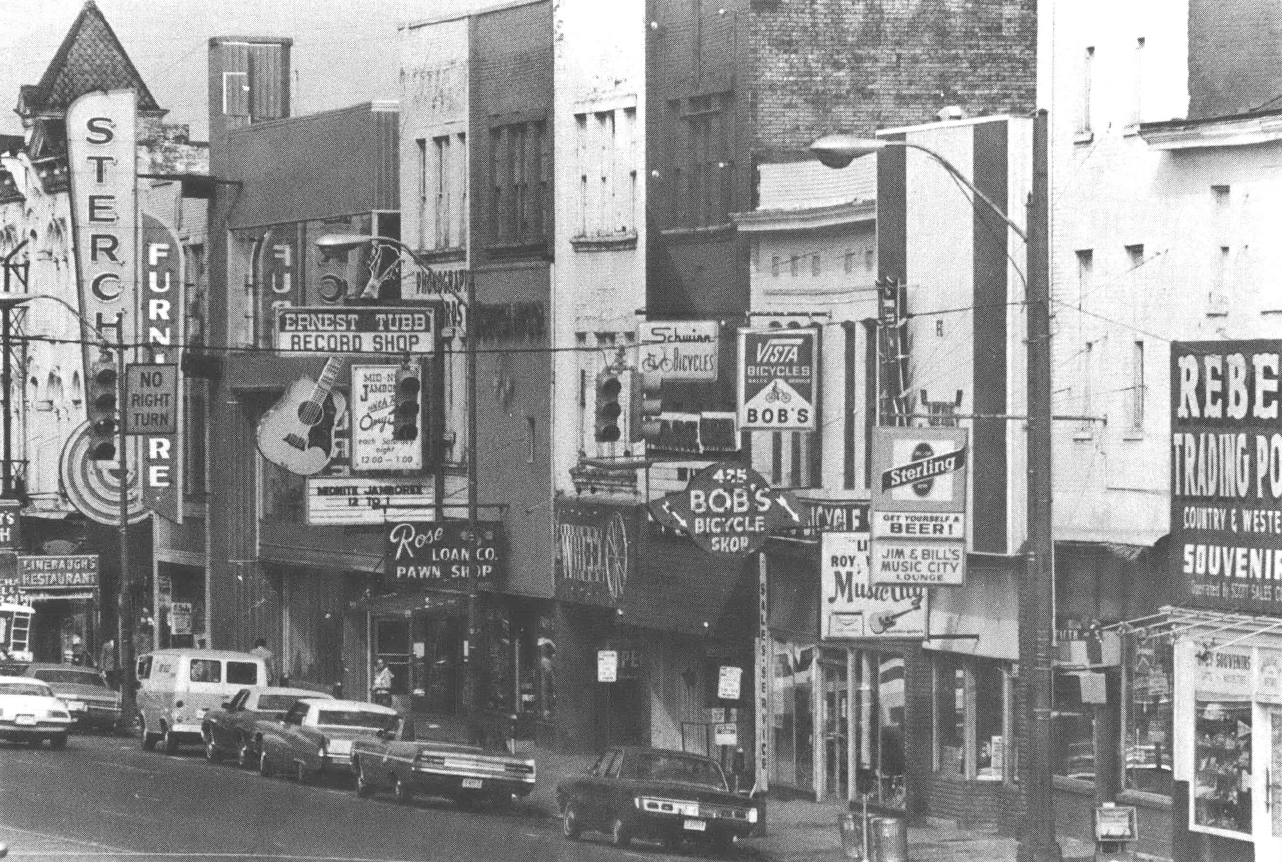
372,659,393,706
251,637,276,685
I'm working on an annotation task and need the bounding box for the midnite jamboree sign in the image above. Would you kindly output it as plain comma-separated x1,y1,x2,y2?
1171,341,1282,611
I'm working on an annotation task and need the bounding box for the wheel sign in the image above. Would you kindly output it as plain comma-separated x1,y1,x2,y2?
650,462,803,557
60,421,149,526
738,328,816,430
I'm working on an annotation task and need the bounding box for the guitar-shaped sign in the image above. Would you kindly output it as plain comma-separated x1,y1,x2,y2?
256,254,382,475
868,595,923,635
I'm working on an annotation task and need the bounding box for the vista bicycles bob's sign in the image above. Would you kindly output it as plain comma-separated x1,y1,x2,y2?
821,531,927,640
737,328,816,430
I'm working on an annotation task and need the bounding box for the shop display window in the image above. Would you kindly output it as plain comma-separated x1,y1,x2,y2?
934,655,966,775
974,662,1006,781
1192,700,1252,834
1125,638,1172,796
1052,670,1096,782
770,639,813,792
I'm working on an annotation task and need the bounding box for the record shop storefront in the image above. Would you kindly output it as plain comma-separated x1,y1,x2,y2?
553,498,757,764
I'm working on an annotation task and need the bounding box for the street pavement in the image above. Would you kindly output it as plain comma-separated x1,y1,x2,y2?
0,732,1102,862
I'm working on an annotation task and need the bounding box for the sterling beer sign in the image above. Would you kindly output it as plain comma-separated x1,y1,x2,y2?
1171,341,1282,611
870,428,969,586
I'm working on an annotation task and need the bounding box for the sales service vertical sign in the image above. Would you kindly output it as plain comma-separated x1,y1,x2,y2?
870,427,968,586
738,328,816,430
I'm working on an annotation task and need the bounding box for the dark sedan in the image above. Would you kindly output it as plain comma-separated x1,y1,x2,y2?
201,686,333,767
22,664,120,732
351,715,535,807
557,746,758,854
257,698,398,783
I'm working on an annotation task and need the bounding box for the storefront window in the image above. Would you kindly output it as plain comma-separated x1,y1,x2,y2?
974,662,1005,781
935,655,965,775
1192,700,1252,834
771,639,814,792
869,654,906,806
1125,638,1173,795
1052,670,1095,781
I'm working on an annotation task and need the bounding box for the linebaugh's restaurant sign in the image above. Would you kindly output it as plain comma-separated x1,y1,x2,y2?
1172,340,1282,611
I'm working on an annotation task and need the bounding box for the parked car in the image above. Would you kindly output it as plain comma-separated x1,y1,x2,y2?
257,698,398,783
350,714,536,807
0,675,73,748
201,686,334,766
21,663,121,732
136,648,269,754
557,746,758,853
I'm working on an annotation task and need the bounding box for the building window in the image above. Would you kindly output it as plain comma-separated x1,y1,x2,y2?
1193,700,1251,833
934,655,1012,781
574,107,638,240
1124,637,1172,796
811,254,821,277
1075,249,1093,308
845,250,854,274
865,249,875,272
1079,47,1095,135
424,132,466,252
1128,341,1145,432
1052,669,1096,782
527,416,536,464
771,255,780,277
661,93,734,229
489,120,549,247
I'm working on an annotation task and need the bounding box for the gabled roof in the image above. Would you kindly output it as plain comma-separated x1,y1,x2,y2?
17,1,162,118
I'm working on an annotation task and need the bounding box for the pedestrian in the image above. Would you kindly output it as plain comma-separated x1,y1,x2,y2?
99,637,120,689
250,637,276,685
372,659,393,706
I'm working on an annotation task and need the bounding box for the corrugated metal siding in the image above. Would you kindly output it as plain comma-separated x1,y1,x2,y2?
248,43,287,121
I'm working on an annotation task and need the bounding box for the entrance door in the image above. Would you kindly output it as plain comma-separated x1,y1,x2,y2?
1258,707,1282,862
372,617,411,702
821,653,849,799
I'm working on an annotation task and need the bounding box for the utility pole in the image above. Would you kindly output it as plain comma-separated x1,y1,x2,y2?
1016,109,1061,862
464,268,480,742
112,312,137,727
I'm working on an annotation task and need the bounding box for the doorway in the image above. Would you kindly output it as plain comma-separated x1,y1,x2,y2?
822,651,849,798
1256,706,1282,861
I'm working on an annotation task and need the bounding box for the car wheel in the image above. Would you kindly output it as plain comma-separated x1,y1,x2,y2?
204,734,220,763
354,759,376,798
258,749,274,778
26,738,42,749
139,716,157,751
393,775,413,804
609,816,631,848
238,739,255,769
161,726,179,755
49,734,68,751
561,802,582,840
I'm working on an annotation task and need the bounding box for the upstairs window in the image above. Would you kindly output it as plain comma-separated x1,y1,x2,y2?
420,132,467,253
574,107,638,242
659,93,734,230
488,120,550,249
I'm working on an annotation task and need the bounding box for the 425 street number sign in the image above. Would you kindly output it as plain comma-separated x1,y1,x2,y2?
650,462,803,557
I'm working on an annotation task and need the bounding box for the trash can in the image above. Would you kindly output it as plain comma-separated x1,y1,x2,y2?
838,811,863,860
869,814,907,862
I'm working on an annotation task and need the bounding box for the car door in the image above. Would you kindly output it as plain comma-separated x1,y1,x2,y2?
271,702,310,763
584,748,620,827
213,689,249,748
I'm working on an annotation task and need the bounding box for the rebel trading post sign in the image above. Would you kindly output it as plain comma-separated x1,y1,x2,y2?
870,427,968,586
1171,341,1282,612
737,328,816,430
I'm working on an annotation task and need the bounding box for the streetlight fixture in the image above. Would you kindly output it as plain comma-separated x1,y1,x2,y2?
313,233,481,737
810,115,1059,862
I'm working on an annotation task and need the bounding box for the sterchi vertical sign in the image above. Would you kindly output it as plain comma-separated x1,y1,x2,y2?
1171,341,1282,612
67,90,136,391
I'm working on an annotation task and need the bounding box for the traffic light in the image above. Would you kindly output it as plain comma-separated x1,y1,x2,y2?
392,362,421,442
594,370,623,443
87,351,119,461
631,372,663,444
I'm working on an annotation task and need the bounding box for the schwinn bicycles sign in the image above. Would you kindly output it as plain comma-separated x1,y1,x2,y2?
737,328,817,430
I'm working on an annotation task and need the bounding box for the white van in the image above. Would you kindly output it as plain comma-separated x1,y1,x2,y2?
136,648,267,754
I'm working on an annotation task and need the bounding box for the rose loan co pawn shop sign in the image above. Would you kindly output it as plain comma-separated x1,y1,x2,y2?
650,462,803,557
385,520,505,585
870,427,968,586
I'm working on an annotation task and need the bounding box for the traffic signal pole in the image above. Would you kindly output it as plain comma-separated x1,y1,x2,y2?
112,312,137,727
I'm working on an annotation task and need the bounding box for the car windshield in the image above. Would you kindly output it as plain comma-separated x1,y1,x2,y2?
629,753,727,789
0,682,52,697
34,669,108,688
316,709,391,729
256,694,301,711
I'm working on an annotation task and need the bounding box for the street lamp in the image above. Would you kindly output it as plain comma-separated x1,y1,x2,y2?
313,233,481,737
810,115,1059,862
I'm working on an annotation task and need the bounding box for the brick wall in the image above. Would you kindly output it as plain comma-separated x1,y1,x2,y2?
748,0,1036,151
1189,0,1282,118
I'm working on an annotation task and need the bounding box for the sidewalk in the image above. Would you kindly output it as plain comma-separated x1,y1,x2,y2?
525,745,1097,861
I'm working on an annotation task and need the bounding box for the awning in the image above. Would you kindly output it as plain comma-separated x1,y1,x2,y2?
1105,605,1282,649
620,532,751,638
21,590,97,603
351,591,462,617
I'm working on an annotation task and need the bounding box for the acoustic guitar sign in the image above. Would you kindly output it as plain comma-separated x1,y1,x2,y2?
820,531,927,640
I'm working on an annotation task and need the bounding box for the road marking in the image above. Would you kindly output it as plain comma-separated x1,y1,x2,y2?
0,822,133,853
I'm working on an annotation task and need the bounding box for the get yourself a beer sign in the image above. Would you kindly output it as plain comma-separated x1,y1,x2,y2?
871,428,968,586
